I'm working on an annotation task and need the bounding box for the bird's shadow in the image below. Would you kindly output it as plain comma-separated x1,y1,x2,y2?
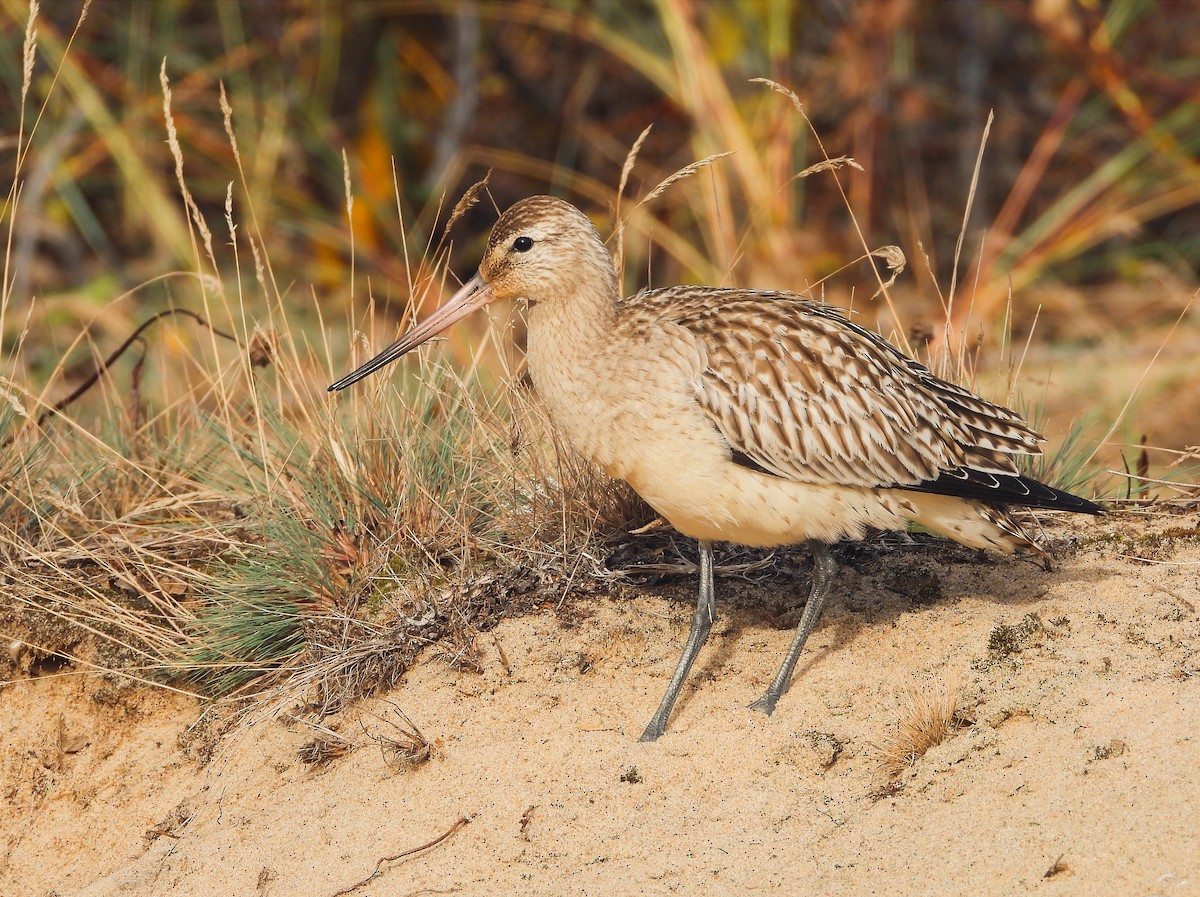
608,527,1113,718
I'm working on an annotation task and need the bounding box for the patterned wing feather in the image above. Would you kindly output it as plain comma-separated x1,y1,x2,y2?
637,288,1047,492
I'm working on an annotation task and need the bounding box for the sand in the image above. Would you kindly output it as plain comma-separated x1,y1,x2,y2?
3,508,1198,896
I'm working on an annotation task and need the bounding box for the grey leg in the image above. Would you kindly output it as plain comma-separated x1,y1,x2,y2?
640,539,716,742
749,540,836,716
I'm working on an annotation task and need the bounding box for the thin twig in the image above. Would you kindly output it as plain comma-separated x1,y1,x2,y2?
8,309,243,447
1085,300,1195,472
329,815,473,897
788,156,863,181
751,78,907,352
1105,470,1200,494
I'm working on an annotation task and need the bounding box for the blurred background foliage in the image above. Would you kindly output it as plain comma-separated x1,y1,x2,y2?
2,0,1199,459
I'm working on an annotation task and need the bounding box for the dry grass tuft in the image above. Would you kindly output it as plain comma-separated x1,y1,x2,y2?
296,721,356,766
878,681,970,777
366,705,437,770
1,44,654,752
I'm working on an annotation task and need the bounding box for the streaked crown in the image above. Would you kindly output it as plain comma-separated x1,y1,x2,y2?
479,196,617,306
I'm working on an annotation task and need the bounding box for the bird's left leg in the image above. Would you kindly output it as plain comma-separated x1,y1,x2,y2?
749,540,836,716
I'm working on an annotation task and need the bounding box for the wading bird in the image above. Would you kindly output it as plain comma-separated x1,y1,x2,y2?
330,196,1100,741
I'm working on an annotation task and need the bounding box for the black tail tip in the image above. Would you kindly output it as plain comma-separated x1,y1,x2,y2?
1058,491,1104,515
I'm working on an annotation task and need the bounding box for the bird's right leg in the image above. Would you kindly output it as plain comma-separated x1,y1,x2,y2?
639,539,716,742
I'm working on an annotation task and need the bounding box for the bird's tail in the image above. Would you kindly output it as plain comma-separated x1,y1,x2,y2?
903,492,1042,555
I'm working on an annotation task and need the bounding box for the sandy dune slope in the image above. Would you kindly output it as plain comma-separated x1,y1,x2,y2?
3,509,1198,897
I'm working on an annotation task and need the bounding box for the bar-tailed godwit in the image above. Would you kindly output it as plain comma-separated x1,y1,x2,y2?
330,195,1100,741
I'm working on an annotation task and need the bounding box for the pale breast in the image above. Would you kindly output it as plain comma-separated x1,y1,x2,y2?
526,308,709,480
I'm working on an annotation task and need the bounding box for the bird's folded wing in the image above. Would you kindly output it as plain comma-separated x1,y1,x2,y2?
671,295,1045,490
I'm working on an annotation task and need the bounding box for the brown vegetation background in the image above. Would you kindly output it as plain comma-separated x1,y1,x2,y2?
5,1,1198,418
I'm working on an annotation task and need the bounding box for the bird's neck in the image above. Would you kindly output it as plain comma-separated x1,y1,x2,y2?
526,267,619,363
523,273,620,438
518,241,626,474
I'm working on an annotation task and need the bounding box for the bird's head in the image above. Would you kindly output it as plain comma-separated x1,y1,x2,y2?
328,195,613,391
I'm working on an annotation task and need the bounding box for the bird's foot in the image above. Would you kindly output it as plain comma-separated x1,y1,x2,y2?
748,694,778,716
639,721,665,743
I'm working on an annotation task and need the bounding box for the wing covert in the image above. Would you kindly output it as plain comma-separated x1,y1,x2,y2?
658,291,1044,490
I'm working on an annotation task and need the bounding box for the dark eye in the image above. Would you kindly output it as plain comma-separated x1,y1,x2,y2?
512,236,534,252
